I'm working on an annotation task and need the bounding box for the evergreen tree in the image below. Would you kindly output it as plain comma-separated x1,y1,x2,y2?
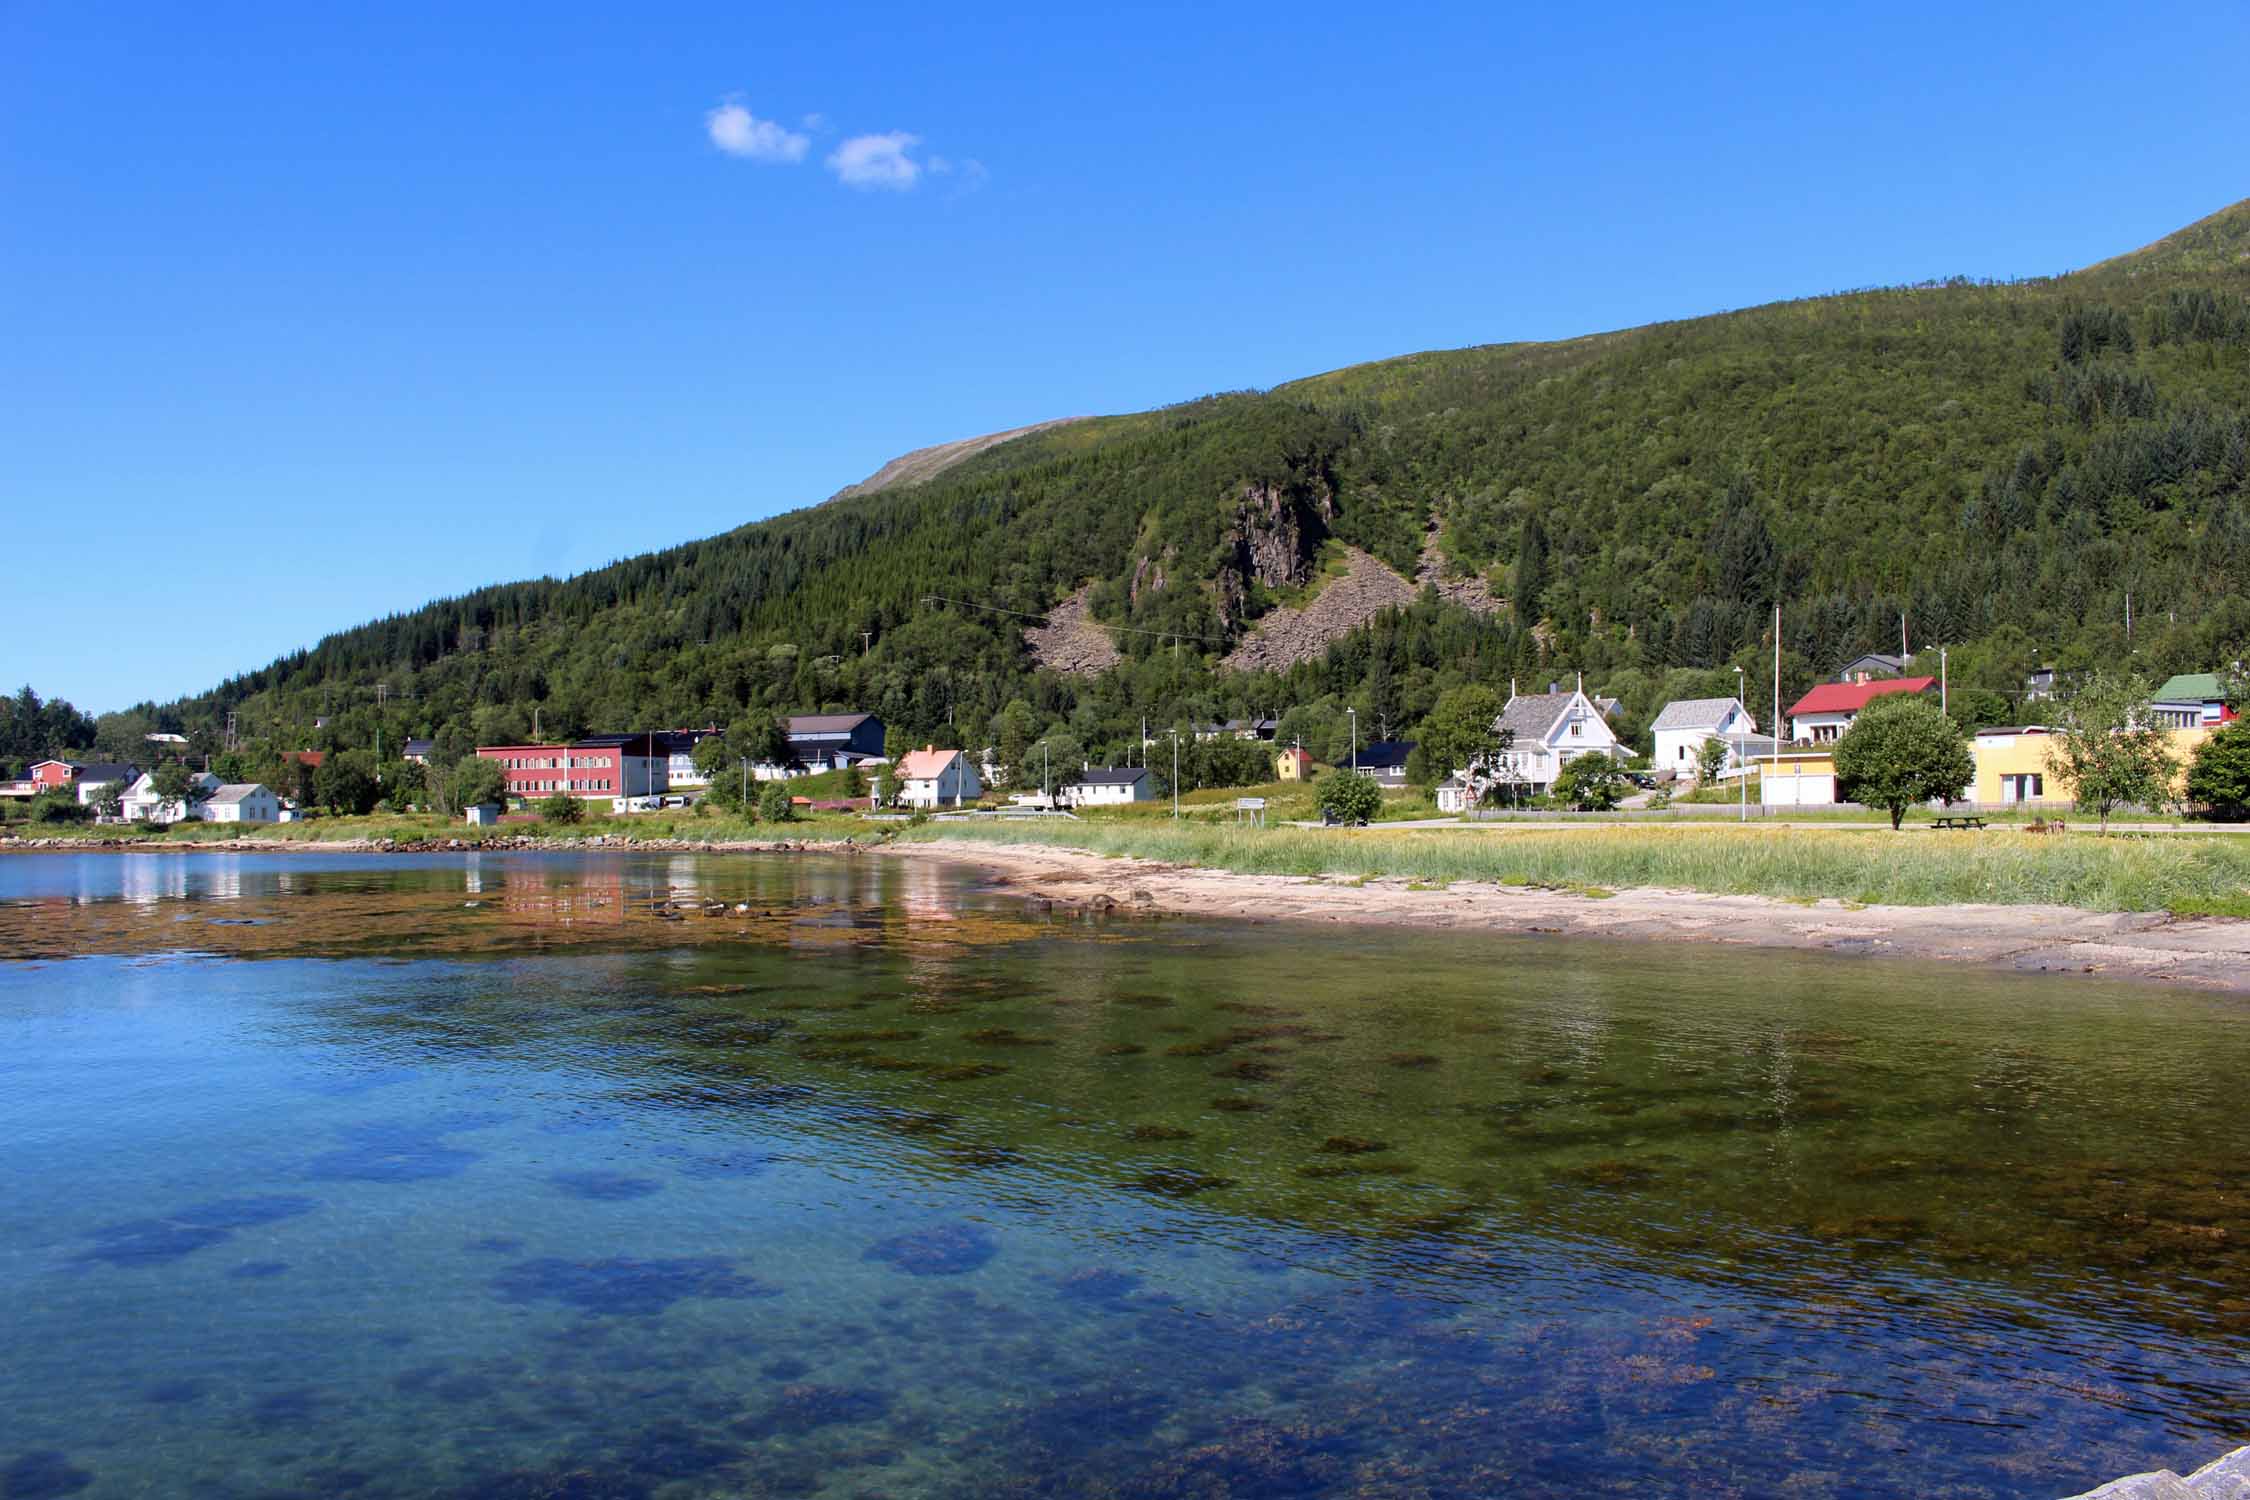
1512,515,1549,622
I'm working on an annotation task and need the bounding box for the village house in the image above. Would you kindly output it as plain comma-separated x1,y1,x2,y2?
783,713,887,772
476,734,670,803
1649,699,1757,778
1836,652,1907,684
1787,677,1936,744
203,783,281,824
119,770,221,824
25,761,143,808
402,739,435,764
1971,720,2215,809
895,747,980,808
1489,686,1627,796
1062,767,1155,808
1275,747,1314,782
1353,740,1417,788
2151,673,2239,731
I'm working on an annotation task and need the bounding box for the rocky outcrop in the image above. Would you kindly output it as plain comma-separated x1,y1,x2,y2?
1220,547,1417,672
2061,1447,2250,1499
1024,586,1124,676
1215,480,1330,630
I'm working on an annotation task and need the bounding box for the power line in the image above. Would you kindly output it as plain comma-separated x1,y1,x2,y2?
919,594,1228,645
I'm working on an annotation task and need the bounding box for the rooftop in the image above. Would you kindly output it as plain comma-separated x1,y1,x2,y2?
205,783,272,805
1788,677,1936,716
1650,697,1746,732
2155,672,2231,702
1077,768,1149,785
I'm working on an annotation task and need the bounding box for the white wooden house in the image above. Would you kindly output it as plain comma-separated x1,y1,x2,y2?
119,770,221,824
1650,698,1757,779
895,747,981,808
1062,768,1154,808
204,784,281,824
1490,687,1626,796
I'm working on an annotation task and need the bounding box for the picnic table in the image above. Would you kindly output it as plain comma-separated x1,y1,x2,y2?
1932,815,1987,831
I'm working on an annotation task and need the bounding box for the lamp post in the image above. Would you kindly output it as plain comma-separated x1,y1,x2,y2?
1733,666,1747,823
1040,738,1050,808
1346,708,1358,774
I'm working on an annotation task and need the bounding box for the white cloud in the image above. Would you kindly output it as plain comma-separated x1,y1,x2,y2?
799,112,828,133
826,131,922,191
705,100,809,163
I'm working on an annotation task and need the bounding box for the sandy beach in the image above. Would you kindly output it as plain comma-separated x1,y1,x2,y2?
893,837,2250,996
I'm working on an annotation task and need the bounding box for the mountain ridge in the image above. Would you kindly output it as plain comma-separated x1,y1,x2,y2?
63,195,2250,785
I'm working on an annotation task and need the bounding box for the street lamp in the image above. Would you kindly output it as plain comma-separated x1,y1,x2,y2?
1346,708,1358,773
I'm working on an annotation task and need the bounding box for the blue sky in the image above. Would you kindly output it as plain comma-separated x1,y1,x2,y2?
5,2,2246,713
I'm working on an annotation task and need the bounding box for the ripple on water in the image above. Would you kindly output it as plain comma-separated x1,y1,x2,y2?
548,1171,664,1202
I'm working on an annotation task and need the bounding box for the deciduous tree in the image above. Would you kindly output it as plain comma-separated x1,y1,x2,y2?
2045,673,2175,832
1833,695,1974,830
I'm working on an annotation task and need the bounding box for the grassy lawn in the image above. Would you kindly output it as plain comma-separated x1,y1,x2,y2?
907,820,2250,917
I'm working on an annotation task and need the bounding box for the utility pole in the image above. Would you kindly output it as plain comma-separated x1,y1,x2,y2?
1169,729,1180,820
1347,707,1358,773
1940,646,1949,718
1734,665,1747,823
861,631,873,657
1040,739,1050,807
740,757,748,807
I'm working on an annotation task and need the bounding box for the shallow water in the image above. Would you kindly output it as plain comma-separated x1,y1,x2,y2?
1,850,2244,1498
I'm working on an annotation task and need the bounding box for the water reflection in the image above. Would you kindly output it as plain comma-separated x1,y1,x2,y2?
0,852,2244,1499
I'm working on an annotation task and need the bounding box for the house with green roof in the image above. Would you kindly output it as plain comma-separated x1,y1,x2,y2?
2151,673,2239,730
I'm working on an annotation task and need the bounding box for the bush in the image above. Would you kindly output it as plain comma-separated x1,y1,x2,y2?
758,783,795,822
539,792,585,824
2185,723,2250,822
1316,771,1381,826
28,790,92,825
1552,753,1631,811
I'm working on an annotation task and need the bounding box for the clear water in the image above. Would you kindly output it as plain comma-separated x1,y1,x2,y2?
1,851,2244,1499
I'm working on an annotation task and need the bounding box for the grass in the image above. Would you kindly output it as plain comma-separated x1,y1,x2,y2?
904,821,2250,917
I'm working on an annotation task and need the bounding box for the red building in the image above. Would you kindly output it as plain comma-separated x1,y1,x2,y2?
29,761,77,788
477,734,667,802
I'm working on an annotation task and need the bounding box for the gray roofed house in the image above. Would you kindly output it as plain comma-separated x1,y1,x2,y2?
1649,698,1743,733
1837,652,1907,683
204,782,281,824
1497,691,1581,741
1061,765,1154,807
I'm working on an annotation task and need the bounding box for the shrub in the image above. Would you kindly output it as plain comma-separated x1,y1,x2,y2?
28,790,92,825
1316,771,1381,825
539,792,584,824
1552,753,1631,811
2185,723,2250,822
758,783,795,822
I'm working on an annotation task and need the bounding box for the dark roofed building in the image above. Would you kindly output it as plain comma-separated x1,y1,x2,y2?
1061,766,1154,807
782,713,886,771
402,739,435,764
1351,740,1417,787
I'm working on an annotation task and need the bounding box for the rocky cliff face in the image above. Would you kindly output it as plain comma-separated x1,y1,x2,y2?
1213,479,1331,630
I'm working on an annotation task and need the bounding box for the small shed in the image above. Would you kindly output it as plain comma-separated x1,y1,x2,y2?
466,803,502,826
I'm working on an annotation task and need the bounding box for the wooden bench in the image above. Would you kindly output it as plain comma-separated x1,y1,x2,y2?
1932,815,1987,831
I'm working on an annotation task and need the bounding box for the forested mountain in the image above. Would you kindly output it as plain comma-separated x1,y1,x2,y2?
65,198,2250,779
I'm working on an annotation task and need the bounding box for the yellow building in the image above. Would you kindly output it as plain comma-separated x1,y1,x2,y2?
1760,749,1838,805
1970,725,2210,808
1275,748,1314,782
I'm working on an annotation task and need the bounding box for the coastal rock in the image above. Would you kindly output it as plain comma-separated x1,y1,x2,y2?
2060,1448,2250,1499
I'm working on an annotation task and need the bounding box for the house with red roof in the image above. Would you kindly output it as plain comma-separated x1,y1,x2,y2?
1787,676,1936,744
895,747,980,809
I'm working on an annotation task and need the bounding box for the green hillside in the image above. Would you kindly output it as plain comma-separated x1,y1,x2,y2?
70,198,2250,781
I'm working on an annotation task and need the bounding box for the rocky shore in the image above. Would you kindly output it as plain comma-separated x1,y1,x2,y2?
2064,1446,2250,1498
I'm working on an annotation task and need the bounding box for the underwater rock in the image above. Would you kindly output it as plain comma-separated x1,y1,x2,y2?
928,1063,1010,1082
0,1451,92,1498
1127,1124,1194,1141
1010,1384,1171,1448
78,1195,319,1267
606,1420,746,1480
547,1171,663,1202
1121,1169,1236,1198
1212,1060,1279,1083
1209,1096,1269,1113
493,1257,777,1317
227,1260,291,1279
1056,1267,1143,1304
672,1151,775,1180
245,1386,328,1430
140,1379,207,1405
308,1134,480,1183
1316,1136,1390,1155
963,1027,1055,1047
864,1223,997,1276
1097,1043,1147,1057
760,1357,811,1381
443,1466,655,1500
735,1383,893,1437
1385,1052,1443,1070
467,1236,526,1255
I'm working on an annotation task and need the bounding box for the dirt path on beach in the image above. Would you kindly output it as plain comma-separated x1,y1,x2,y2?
889,839,2250,996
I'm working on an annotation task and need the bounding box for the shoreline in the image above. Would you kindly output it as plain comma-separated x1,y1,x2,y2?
9,830,2250,994
887,837,2250,996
